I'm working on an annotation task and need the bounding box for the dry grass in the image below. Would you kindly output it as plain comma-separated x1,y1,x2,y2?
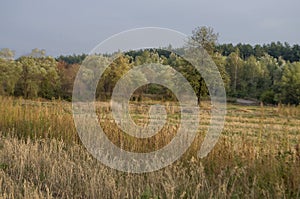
0,96,300,198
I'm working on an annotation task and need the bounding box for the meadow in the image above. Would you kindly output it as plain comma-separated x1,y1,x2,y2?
0,96,299,198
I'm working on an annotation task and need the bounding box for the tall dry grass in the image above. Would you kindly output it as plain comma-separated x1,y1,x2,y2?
0,96,299,198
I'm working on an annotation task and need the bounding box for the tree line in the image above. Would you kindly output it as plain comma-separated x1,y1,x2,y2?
217,42,300,62
0,27,299,105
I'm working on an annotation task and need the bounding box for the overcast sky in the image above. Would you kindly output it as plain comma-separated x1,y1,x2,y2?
1,0,299,57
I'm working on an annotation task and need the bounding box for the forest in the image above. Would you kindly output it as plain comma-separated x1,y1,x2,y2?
0,26,300,105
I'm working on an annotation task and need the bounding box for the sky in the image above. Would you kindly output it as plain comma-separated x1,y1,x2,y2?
1,0,299,58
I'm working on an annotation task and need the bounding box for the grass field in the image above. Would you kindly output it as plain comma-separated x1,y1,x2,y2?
0,96,299,198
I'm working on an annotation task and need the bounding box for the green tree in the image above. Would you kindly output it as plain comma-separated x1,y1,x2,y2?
0,48,15,60
242,56,266,97
225,51,244,96
0,58,22,95
37,57,60,99
187,26,219,104
189,26,218,55
278,62,300,105
30,48,46,58
15,57,40,98
212,53,230,91
15,56,59,99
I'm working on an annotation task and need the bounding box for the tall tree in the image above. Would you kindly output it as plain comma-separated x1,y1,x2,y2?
188,26,219,104
0,58,21,95
278,62,300,105
225,51,244,96
15,56,59,99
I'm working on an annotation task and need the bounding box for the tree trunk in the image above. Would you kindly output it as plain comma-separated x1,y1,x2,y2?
197,77,203,105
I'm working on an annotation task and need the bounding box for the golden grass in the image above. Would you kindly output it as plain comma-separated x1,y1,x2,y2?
0,96,299,198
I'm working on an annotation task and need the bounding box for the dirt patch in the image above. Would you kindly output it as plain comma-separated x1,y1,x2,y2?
236,99,259,105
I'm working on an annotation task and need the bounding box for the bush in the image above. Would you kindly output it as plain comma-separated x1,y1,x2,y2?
260,90,276,104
